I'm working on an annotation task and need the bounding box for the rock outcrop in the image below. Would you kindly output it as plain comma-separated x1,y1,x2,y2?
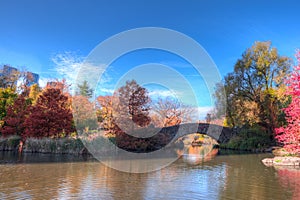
262,156,300,167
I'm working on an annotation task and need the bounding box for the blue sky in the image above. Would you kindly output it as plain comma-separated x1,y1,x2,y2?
1,0,300,117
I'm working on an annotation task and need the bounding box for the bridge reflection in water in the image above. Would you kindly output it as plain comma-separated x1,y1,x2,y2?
176,133,219,165
182,147,219,165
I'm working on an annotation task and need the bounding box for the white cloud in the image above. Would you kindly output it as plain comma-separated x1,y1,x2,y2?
99,88,115,94
38,77,54,88
148,90,176,98
51,52,83,83
51,52,108,94
196,106,214,120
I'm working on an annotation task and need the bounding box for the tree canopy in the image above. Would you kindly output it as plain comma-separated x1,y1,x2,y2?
24,88,74,138
1,95,31,140
152,97,194,127
214,41,291,134
113,80,151,132
275,51,300,154
76,80,93,98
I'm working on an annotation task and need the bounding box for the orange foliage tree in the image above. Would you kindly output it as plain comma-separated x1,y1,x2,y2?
72,95,98,132
96,95,116,131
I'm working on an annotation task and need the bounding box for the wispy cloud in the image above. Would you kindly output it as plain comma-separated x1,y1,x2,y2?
51,52,109,94
51,52,84,86
99,88,115,94
148,90,177,98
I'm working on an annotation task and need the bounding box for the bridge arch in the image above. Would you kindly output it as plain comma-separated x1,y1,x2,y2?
159,123,233,144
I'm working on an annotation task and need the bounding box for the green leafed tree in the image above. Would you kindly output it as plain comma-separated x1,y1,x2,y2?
76,80,93,98
214,41,291,135
0,88,18,128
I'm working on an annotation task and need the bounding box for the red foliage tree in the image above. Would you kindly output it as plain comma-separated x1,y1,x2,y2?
110,80,152,151
24,88,74,138
1,95,31,140
275,51,300,154
113,80,151,132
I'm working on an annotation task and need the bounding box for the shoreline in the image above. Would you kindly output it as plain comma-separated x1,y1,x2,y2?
0,135,275,156
218,146,274,153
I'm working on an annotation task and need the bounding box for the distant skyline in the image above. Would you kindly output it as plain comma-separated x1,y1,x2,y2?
1,0,300,117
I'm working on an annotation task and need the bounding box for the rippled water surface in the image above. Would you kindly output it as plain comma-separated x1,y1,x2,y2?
0,151,299,200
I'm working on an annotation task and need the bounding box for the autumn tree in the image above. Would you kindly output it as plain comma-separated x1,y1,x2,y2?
113,80,151,132
214,41,291,134
24,88,74,138
275,51,300,154
1,95,31,140
96,95,115,131
72,95,98,132
214,76,261,127
46,79,71,96
152,97,194,127
28,83,41,105
0,88,18,127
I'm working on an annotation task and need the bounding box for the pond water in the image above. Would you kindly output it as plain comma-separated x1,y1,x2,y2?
0,150,299,200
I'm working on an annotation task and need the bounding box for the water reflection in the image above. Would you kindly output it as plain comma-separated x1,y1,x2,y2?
0,152,299,199
277,167,300,200
217,154,295,200
182,146,218,165
179,133,219,165
0,162,148,200
144,161,227,200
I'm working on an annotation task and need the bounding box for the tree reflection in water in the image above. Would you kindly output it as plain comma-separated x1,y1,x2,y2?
277,167,300,200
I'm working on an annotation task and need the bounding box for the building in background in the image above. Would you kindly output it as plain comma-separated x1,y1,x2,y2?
25,72,39,86
0,65,19,87
0,65,40,88
2,65,18,76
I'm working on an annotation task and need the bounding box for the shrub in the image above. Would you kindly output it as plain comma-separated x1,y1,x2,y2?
221,125,272,150
23,137,85,154
0,135,21,151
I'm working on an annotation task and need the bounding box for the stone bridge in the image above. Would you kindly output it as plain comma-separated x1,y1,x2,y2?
156,123,234,144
